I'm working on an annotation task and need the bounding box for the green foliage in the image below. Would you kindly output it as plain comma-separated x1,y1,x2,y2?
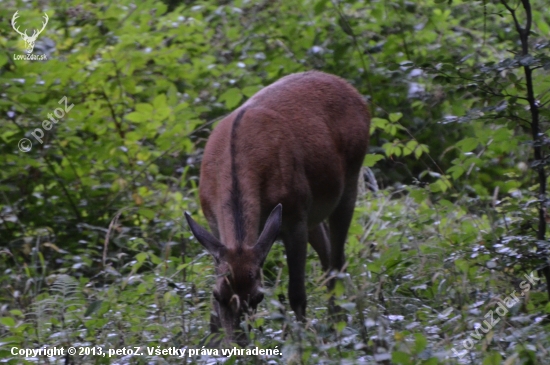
1,0,550,364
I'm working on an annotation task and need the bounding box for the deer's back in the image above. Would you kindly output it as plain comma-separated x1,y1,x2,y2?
199,71,370,244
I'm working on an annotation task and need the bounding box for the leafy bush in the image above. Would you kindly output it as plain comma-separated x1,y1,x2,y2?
1,0,550,364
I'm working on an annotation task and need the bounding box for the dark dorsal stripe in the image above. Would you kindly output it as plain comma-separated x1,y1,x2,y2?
229,109,247,245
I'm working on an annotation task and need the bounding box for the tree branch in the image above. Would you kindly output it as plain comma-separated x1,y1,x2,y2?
500,0,524,38
502,0,550,300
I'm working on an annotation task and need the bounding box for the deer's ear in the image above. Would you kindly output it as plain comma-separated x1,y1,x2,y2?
185,213,226,261
254,204,282,265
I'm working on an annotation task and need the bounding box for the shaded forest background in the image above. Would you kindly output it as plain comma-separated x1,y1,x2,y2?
1,0,550,363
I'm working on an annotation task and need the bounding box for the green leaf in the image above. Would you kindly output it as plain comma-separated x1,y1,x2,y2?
385,124,398,136
429,181,441,192
455,259,469,273
314,0,328,15
135,252,148,264
364,154,384,167
371,117,388,133
421,359,439,365
433,75,449,83
0,317,15,327
153,94,167,109
383,142,403,157
447,165,465,180
436,177,452,192
135,103,154,114
138,208,155,219
84,300,103,317
492,127,512,143
482,352,502,365
403,140,418,156
150,253,162,265
392,351,412,364
0,53,7,68
334,279,345,297
335,320,346,333
380,246,402,271
409,188,428,203
9,310,23,317
219,88,243,108
125,112,148,123
389,112,403,123
242,86,260,97
393,145,402,157
153,106,171,122
414,333,427,353
456,137,479,152
537,19,550,35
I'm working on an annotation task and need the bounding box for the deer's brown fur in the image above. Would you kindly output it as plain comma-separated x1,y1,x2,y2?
185,71,370,346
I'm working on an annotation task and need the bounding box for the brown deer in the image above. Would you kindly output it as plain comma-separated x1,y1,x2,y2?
185,71,370,346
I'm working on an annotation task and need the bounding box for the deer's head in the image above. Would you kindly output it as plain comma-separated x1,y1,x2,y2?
11,11,49,54
185,204,282,346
